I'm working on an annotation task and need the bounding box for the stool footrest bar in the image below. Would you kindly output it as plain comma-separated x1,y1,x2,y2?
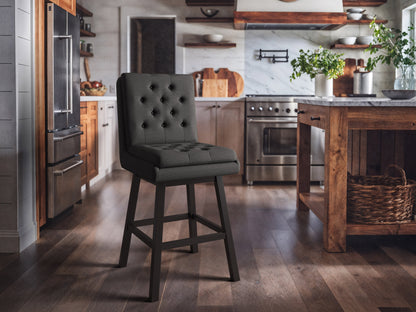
161,233,226,250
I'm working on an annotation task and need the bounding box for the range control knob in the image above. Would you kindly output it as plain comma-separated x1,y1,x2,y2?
268,107,273,111
286,108,291,113
250,106,255,111
275,108,279,113
258,107,264,111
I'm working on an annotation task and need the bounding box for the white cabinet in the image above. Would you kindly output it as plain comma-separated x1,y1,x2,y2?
94,100,119,182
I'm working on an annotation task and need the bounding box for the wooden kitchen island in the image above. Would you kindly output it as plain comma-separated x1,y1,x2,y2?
295,97,416,252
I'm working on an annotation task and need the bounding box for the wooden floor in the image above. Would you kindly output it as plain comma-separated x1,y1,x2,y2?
1,170,416,312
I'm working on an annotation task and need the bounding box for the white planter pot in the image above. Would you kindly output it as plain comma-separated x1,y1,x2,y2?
315,74,333,97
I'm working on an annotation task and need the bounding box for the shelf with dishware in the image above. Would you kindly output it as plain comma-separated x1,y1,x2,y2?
184,42,236,48
343,0,387,6
331,44,381,49
80,50,94,57
185,17,234,23
345,19,387,24
80,29,96,37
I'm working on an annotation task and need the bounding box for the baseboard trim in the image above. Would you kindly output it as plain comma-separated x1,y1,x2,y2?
0,230,19,253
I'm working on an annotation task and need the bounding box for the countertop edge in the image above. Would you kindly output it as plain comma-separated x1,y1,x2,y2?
80,96,117,101
295,97,416,107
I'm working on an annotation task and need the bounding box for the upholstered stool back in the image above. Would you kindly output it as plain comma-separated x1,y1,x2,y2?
117,73,198,153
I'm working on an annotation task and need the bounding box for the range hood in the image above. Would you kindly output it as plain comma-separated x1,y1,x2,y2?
234,0,347,30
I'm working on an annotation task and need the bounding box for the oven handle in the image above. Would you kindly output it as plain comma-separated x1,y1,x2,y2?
247,119,297,124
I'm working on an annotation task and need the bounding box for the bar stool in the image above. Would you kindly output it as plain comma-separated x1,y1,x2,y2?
116,73,240,301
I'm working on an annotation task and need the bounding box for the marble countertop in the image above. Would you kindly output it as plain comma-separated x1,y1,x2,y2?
80,96,117,102
295,97,416,107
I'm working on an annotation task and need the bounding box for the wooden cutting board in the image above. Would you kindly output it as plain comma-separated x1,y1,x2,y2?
202,79,228,97
333,58,356,97
192,68,244,97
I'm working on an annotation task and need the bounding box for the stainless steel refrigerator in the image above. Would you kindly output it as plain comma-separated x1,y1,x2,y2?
46,3,82,218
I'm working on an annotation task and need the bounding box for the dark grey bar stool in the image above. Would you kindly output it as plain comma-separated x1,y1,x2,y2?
116,73,240,302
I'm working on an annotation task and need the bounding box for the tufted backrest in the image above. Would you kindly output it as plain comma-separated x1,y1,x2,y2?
117,73,198,157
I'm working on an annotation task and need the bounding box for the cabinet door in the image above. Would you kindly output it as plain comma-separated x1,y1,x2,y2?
97,102,106,175
106,102,117,170
216,101,245,174
80,102,88,185
87,101,98,181
195,101,217,145
49,0,76,16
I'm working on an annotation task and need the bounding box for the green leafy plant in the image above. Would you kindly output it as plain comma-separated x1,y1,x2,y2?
290,46,345,81
365,20,416,73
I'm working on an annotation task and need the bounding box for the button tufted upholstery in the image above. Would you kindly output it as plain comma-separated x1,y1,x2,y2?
117,73,239,183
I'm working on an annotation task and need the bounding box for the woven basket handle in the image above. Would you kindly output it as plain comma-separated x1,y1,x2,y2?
384,164,407,186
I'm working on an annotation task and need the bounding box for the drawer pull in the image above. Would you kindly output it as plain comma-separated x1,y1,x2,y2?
311,116,321,121
108,106,114,109
103,123,109,127
297,110,305,114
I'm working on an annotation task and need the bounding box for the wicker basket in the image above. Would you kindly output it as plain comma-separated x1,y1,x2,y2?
83,86,107,96
347,164,416,224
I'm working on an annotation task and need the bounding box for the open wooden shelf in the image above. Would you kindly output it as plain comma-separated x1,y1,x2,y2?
331,44,381,49
80,50,93,57
186,17,234,23
184,42,236,48
343,0,387,6
185,0,234,6
300,191,416,236
299,192,325,222
345,19,388,24
80,29,96,37
76,3,93,17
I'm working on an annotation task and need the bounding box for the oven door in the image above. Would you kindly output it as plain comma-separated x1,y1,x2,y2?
246,117,298,165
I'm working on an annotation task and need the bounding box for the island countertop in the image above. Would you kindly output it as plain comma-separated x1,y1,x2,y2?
294,97,416,107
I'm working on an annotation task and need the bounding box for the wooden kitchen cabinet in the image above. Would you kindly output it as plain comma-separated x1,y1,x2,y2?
195,100,244,177
80,101,98,185
49,0,76,16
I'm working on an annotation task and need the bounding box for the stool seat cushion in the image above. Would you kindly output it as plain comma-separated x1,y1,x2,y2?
129,142,237,169
125,141,239,183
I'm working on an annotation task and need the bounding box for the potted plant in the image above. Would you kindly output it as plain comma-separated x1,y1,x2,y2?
366,21,416,90
290,46,345,97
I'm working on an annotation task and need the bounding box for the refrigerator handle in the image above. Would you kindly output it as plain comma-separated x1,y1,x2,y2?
68,34,73,114
53,34,73,114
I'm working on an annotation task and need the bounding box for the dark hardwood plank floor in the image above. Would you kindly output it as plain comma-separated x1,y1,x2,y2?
1,170,416,311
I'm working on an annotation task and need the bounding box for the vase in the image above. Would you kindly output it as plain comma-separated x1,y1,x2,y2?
315,73,333,97
394,66,415,90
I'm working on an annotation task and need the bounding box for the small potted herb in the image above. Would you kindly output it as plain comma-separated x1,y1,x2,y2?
366,21,416,90
290,46,345,97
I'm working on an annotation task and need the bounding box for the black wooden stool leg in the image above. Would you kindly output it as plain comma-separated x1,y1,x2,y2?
149,184,165,302
214,176,240,282
119,175,140,267
187,184,198,253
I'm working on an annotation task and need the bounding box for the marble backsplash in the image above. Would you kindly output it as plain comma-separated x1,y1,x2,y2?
244,30,322,95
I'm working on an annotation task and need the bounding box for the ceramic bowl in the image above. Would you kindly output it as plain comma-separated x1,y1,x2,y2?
363,13,376,20
339,37,357,45
347,8,365,13
356,36,373,45
382,90,416,100
203,34,223,43
347,13,363,20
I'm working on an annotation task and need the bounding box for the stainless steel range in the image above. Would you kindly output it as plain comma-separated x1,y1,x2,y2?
245,95,325,184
